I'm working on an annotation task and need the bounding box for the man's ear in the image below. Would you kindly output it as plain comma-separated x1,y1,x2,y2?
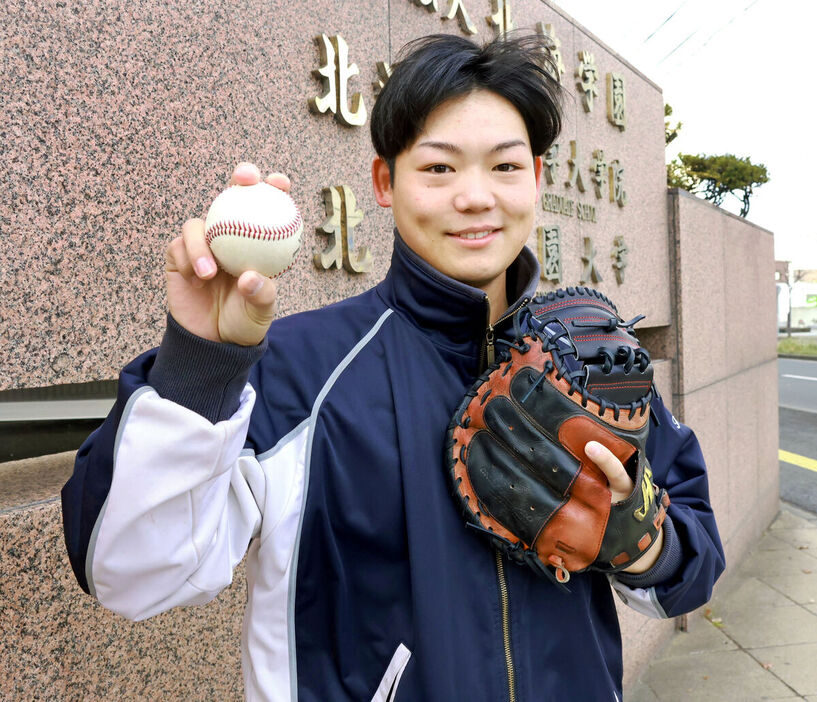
533,155,544,195
372,156,393,208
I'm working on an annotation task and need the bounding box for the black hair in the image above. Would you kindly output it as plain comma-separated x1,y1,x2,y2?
370,32,563,176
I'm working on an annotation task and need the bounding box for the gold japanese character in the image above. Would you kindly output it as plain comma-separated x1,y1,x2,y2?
607,73,626,131
314,185,373,273
442,0,478,35
610,235,628,285
535,22,565,84
487,0,514,36
373,61,393,98
543,143,559,186
590,149,607,200
536,225,562,284
575,51,599,112
609,159,627,207
564,140,586,193
309,34,367,127
580,237,603,284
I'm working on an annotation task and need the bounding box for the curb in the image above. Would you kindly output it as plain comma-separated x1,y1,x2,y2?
778,354,817,361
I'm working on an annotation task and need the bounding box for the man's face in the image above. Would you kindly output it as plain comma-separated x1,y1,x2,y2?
373,89,542,295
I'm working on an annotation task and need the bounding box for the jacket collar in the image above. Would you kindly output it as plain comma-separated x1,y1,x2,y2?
376,229,540,355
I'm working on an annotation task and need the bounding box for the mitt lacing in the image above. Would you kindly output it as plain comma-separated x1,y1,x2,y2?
598,346,651,375
571,313,645,333
496,306,652,421
464,521,571,593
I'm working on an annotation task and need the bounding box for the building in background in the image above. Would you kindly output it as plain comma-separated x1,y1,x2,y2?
777,262,817,330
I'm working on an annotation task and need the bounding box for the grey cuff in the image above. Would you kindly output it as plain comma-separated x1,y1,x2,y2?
147,314,268,423
614,514,683,588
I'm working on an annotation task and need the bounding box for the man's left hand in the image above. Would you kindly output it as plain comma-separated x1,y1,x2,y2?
585,441,664,574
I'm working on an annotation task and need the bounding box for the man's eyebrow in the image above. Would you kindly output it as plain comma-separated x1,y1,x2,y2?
491,139,528,153
415,139,528,154
416,140,462,154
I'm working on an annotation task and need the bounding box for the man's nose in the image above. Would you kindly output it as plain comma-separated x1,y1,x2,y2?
453,171,496,212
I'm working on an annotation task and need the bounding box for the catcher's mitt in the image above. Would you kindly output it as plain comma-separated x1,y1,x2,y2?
446,287,669,589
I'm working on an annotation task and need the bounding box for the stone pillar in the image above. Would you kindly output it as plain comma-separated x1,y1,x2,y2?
667,188,780,567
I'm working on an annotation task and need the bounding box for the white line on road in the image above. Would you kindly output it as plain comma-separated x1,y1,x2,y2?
781,374,817,382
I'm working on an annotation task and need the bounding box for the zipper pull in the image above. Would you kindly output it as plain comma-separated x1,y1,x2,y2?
486,325,495,366
483,295,495,367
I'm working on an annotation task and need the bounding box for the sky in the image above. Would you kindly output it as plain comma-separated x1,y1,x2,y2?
554,0,817,269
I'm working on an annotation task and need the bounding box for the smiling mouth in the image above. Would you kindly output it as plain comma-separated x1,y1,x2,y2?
450,229,499,240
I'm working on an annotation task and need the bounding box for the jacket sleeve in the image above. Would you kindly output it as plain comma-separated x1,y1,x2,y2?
61,317,271,621
610,394,726,618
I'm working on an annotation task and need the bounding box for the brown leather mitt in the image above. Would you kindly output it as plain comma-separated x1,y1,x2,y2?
446,287,669,590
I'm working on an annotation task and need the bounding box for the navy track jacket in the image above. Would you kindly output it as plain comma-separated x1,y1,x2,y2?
63,233,724,701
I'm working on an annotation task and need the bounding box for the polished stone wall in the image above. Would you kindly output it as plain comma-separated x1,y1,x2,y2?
2,0,668,391
668,189,779,571
0,452,245,701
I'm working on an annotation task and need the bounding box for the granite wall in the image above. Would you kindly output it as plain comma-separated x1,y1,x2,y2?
667,188,780,570
613,190,780,687
0,0,779,698
2,0,669,392
0,456,244,700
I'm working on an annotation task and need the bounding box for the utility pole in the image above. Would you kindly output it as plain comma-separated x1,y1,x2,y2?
778,261,808,337
777,261,792,337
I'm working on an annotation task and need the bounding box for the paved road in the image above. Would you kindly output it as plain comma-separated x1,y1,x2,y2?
778,358,817,514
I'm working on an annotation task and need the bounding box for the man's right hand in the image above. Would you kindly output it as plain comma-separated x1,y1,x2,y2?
166,163,290,347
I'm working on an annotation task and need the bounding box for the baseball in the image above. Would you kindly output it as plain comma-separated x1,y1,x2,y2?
204,182,303,278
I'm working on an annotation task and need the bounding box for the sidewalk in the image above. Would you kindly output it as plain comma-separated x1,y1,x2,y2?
628,503,817,701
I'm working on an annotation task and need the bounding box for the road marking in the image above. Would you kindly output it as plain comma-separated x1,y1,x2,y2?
781,374,817,382
779,449,817,473
779,404,817,415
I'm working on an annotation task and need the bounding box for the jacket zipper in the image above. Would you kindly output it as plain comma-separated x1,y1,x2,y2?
485,295,528,701
495,549,516,702
482,296,530,370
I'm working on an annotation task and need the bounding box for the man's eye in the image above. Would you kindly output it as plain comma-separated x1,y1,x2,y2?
495,163,519,172
426,164,452,174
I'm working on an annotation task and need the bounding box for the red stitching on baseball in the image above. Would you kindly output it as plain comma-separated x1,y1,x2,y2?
205,209,303,245
273,244,302,278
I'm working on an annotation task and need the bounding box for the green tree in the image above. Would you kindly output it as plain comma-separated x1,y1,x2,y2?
664,103,682,146
668,153,769,217
666,158,698,191
664,103,769,217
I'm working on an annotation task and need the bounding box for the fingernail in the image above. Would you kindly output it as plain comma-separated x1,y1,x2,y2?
237,162,260,178
248,274,264,296
194,257,216,278
585,442,600,457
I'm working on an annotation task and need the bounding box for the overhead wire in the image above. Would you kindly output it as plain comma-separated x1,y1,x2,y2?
696,0,763,52
657,29,700,64
658,0,765,70
643,0,691,44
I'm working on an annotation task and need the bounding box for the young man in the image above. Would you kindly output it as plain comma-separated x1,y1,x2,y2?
63,34,724,701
